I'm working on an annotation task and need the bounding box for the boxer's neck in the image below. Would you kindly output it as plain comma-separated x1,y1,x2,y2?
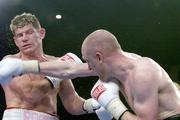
19,52,47,62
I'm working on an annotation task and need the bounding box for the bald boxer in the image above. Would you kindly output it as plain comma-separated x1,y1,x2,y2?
81,29,180,120
2,28,180,120
1,29,180,120
0,13,106,120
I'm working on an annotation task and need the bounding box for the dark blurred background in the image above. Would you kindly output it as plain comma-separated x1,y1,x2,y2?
0,0,180,119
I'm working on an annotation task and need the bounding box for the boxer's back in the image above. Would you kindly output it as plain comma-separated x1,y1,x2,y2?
140,57,180,119
156,66,180,119
119,53,180,119
135,56,180,119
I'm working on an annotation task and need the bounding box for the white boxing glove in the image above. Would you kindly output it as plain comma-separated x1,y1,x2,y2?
95,106,113,120
0,58,39,85
0,57,63,88
91,80,128,120
83,98,113,120
83,98,101,113
58,53,83,64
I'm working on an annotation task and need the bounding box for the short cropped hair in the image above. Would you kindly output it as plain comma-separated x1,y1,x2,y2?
10,13,41,34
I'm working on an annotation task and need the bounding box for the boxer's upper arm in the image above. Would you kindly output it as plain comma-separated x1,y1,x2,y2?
133,68,159,120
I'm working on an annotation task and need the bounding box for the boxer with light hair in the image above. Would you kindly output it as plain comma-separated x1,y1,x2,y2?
0,13,111,120
1,29,180,120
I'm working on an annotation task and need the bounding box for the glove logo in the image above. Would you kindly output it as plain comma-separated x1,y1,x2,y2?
58,54,75,62
91,83,106,100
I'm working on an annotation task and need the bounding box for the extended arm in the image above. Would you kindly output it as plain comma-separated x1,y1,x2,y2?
0,53,96,85
39,61,96,79
39,52,96,79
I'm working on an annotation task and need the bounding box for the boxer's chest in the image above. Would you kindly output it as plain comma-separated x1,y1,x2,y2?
9,74,51,96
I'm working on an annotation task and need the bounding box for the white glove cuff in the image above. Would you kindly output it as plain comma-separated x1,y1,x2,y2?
22,60,40,73
106,98,128,120
95,106,113,120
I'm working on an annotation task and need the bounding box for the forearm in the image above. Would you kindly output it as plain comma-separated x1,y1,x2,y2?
120,111,138,120
39,61,96,79
117,109,156,120
19,52,97,79
0,53,96,85
120,111,155,120
67,96,87,115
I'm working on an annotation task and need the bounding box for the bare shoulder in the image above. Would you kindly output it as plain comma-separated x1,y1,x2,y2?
138,57,160,70
44,54,59,61
44,53,72,61
132,57,161,94
134,57,161,81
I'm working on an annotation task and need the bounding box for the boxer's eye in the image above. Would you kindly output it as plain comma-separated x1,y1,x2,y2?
16,33,23,38
26,30,34,35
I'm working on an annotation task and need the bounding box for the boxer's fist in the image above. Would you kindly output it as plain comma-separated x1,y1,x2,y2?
91,80,128,120
83,98,113,120
95,106,113,120
83,98,101,113
0,58,39,85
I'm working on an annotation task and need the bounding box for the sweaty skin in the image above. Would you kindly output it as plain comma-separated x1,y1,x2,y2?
81,29,180,120
3,53,59,115
2,19,87,117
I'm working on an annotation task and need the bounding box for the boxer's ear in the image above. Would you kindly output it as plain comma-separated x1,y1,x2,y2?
96,52,103,64
39,28,46,39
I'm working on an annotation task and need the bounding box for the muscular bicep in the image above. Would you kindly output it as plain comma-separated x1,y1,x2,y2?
133,70,159,120
133,89,159,120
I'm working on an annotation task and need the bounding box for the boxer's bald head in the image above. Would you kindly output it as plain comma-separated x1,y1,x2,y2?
81,29,121,73
82,29,121,59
